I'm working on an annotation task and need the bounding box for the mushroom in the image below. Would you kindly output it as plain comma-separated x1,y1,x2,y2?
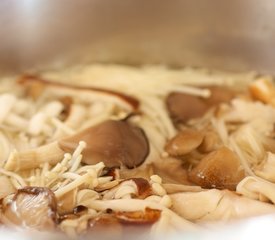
89,207,161,228
88,213,123,236
165,129,204,156
249,77,275,106
58,205,88,222
0,176,16,199
56,189,77,214
87,207,161,239
120,164,154,181
18,75,140,110
5,120,150,171
166,86,235,123
170,189,275,222
58,96,73,121
152,158,191,185
60,120,150,169
102,178,152,200
188,147,245,190
2,187,57,230
114,207,161,224
197,130,221,153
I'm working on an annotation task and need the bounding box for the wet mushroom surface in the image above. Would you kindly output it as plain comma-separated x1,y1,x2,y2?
1,66,275,237
3,187,57,230
188,147,245,190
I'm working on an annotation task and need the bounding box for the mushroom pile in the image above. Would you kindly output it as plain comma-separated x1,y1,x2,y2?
0,65,275,237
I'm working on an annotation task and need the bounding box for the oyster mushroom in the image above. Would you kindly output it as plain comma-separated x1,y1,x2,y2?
165,129,204,156
5,120,150,171
166,86,235,123
60,120,150,168
188,147,245,190
18,75,140,110
2,187,57,230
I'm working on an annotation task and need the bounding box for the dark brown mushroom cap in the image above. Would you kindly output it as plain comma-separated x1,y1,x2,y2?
166,86,235,123
59,120,150,169
188,147,245,190
3,187,57,230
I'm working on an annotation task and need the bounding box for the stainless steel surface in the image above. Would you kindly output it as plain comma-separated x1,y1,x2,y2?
0,1,275,239
1,0,275,74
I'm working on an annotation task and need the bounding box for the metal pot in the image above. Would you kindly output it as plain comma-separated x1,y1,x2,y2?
1,0,275,74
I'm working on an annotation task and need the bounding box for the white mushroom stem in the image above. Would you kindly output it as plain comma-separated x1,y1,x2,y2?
5,141,65,171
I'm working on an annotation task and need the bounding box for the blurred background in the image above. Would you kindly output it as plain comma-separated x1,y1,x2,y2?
0,0,275,74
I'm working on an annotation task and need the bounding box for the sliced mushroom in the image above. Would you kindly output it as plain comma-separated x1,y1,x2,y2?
3,187,57,230
5,120,150,171
165,129,204,156
188,147,245,190
166,86,235,123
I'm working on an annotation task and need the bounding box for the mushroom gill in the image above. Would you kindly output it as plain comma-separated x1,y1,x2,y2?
188,147,245,190
2,187,57,230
